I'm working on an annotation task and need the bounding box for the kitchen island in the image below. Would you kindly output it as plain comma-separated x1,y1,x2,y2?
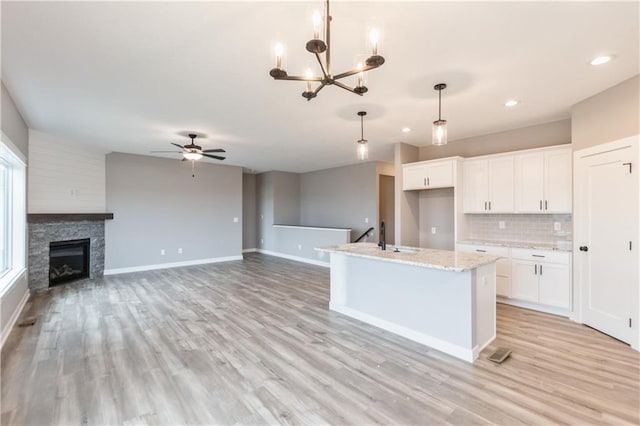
316,243,499,362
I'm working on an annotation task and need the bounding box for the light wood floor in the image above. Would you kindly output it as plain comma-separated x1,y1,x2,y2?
2,253,638,425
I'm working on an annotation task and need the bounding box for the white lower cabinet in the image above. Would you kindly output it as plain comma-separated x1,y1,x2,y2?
457,243,572,313
511,248,571,310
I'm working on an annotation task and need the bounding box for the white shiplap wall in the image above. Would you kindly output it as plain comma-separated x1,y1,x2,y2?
28,130,107,213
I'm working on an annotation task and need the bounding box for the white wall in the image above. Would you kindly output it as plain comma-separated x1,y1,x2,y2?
28,130,106,213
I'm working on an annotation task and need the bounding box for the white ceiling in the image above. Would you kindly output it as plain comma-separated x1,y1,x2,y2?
2,1,638,173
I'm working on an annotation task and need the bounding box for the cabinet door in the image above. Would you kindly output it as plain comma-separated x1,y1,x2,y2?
496,275,511,298
515,152,545,212
544,148,572,213
488,157,514,212
426,161,453,188
511,259,539,302
538,262,571,309
463,160,489,213
403,164,427,190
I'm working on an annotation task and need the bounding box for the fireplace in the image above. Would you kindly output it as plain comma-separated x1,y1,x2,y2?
49,238,90,286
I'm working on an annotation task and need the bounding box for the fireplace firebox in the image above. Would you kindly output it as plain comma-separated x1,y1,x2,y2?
49,238,90,286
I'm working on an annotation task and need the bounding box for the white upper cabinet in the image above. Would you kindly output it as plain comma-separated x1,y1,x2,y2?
515,146,572,213
402,159,455,190
463,157,514,213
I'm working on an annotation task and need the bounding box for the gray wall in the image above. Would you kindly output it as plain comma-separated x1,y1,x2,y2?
572,74,639,151
300,162,378,242
1,82,28,157
419,119,571,161
1,80,29,347
419,188,455,250
105,153,242,270
242,173,256,250
273,171,300,225
394,143,420,246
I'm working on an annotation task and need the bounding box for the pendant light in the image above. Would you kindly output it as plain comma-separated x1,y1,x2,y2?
357,111,369,161
432,83,448,146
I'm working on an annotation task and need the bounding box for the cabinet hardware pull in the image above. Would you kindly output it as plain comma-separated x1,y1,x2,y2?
623,162,632,173
484,201,487,210
540,200,543,210
427,177,430,186
545,200,548,210
488,201,492,210
540,264,543,275
534,264,537,275
423,177,426,186
532,254,545,258
476,249,487,253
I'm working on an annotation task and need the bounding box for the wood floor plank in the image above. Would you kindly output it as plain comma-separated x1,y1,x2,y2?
2,253,638,425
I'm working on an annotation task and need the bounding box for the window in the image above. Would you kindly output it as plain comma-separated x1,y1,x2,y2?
0,139,26,288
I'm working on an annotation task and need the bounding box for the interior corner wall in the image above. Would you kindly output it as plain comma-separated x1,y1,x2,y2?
242,173,256,250
300,162,378,241
419,119,572,161
571,74,640,151
394,143,420,246
0,80,29,348
1,82,28,157
28,130,106,213
104,153,242,270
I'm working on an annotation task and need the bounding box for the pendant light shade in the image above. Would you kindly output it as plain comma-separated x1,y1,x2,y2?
432,83,448,146
357,111,369,161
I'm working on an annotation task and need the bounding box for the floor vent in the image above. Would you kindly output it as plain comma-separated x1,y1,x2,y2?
17,317,37,327
488,347,512,364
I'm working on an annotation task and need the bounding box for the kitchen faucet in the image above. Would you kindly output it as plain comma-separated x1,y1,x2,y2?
379,221,386,250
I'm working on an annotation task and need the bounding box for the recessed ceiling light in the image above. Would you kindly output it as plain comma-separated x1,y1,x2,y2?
401,127,411,133
504,99,519,107
590,55,613,66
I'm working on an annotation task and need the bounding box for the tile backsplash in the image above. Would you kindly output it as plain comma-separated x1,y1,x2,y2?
467,214,572,243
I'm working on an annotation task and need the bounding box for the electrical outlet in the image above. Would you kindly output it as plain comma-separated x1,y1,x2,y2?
260,214,264,220
160,249,165,255
178,248,183,254
554,222,561,231
260,239,264,245
365,217,369,223
233,217,239,223
499,221,506,229
297,244,302,250
431,227,436,234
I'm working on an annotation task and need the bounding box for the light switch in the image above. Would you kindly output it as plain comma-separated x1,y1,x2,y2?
160,249,165,255
178,248,183,254
431,227,436,234
365,217,369,223
233,217,239,223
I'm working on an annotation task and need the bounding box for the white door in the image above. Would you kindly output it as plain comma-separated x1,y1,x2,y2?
402,164,426,190
488,157,514,212
463,160,488,212
544,148,572,213
511,259,539,302
515,152,545,213
576,141,638,344
426,161,453,188
538,262,571,309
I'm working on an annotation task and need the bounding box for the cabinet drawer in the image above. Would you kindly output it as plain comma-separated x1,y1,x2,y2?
457,244,510,276
511,248,570,264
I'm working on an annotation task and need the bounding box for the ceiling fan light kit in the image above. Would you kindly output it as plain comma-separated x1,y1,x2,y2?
269,0,385,101
432,83,448,146
150,133,226,177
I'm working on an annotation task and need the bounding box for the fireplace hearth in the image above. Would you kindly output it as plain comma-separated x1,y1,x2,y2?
49,238,90,286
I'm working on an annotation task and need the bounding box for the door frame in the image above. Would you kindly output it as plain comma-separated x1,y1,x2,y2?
573,135,639,350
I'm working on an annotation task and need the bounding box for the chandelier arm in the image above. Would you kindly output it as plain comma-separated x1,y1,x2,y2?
274,75,323,82
333,80,362,95
314,52,329,80
325,0,331,76
333,64,380,80
314,82,328,95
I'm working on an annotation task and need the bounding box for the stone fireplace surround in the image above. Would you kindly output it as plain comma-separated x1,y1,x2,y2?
27,214,113,291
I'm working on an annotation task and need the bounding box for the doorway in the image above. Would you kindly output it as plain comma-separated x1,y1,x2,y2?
574,136,639,347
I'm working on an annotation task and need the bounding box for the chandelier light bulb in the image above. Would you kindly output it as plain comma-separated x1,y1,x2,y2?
356,62,364,87
369,28,380,55
305,67,314,92
432,120,447,146
357,140,369,161
274,43,284,69
312,10,322,39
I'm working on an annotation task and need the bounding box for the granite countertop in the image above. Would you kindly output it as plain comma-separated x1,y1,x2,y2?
457,239,572,252
316,242,500,272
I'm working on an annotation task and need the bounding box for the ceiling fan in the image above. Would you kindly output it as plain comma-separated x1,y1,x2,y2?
151,134,226,162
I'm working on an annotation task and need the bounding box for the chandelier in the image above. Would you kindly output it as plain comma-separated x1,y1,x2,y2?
269,0,385,101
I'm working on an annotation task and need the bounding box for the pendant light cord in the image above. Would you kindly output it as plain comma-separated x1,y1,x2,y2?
438,87,442,120
361,115,364,140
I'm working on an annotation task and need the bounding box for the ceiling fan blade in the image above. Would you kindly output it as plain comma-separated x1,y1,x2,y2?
171,143,185,149
202,148,226,153
201,153,226,160
150,150,182,153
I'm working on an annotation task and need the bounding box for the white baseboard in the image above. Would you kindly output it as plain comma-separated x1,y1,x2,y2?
330,303,476,363
242,248,257,253
103,255,243,275
256,249,329,267
497,297,571,317
1,286,30,350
